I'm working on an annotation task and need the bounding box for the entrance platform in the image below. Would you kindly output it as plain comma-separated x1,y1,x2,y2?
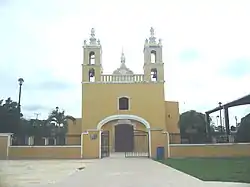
33,157,247,187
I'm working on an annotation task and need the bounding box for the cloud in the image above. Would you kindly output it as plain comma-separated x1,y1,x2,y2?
179,49,200,62
220,58,250,78
1,0,250,124
22,104,49,112
25,80,75,91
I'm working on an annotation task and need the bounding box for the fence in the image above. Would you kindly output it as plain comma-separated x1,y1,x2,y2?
11,134,81,146
168,133,241,144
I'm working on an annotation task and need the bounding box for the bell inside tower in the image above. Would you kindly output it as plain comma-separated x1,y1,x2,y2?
89,68,95,82
150,68,157,81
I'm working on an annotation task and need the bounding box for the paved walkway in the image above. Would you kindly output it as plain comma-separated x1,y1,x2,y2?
34,156,250,187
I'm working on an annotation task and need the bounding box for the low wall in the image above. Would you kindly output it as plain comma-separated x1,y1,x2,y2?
8,146,81,159
169,143,250,158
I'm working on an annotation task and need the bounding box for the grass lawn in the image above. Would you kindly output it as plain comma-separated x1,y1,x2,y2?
160,157,250,183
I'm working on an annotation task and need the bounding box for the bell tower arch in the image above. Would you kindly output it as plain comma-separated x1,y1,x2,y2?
82,28,102,83
143,27,164,83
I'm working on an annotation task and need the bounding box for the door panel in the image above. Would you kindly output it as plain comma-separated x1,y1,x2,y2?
115,124,134,152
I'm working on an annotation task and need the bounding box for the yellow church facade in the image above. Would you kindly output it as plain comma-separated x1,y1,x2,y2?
75,27,180,159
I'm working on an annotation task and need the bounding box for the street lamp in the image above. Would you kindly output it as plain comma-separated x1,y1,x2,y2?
18,78,24,116
235,116,238,127
216,115,219,126
218,102,223,132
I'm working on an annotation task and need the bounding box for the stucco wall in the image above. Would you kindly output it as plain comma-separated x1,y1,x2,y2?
165,101,180,134
0,135,8,159
65,135,81,145
65,118,82,145
8,146,81,159
169,143,250,158
82,83,166,131
82,131,100,159
67,118,82,135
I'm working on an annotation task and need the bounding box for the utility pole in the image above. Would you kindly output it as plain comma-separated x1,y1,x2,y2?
34,113,41,120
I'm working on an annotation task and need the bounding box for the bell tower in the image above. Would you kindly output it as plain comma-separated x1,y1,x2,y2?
143,27,164,82
82,28,102,83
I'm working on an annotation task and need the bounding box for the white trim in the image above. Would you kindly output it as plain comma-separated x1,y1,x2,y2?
96,114,151,158
97,114,151,129
169,143,250,147
117,96,131,111
9,146,81,148
166,132,170,158
82,81,165,84
81,133,83,158
0,133,13,137
7,134,11,159
99,130,102,158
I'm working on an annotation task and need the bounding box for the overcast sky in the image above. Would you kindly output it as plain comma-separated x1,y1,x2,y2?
0,0,250,126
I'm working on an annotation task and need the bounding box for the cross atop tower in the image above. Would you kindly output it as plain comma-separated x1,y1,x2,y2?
121,48,125,65
89,28,97,45
149,27,156,44
83,28,101,47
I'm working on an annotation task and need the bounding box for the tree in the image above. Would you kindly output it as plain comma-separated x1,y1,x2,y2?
178,110,211,143
235,113,250,142
0,97,20,134
46,107,76,144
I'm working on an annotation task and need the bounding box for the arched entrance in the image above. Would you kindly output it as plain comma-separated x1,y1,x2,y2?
115,124,133,152
97,115,151,158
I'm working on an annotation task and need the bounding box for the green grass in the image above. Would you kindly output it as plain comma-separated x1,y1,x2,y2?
160,157,250,183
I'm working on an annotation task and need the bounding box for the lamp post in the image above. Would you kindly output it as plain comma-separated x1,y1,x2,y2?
235,116,238,127
218,102,222,132
216,115,219,126
18,78,24,117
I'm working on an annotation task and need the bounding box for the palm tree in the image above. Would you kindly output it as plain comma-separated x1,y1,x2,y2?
46,107,76,144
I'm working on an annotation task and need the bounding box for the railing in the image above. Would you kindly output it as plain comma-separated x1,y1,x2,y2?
101,74,144,83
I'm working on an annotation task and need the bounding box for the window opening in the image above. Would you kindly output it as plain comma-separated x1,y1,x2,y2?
151,50,156,63
89,51,95,65
119,97,129,110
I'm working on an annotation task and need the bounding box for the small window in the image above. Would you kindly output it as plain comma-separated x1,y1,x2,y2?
151,68,157,81
118,97,129,110
89,68,95,82
89,51,95,65
151,50,156,63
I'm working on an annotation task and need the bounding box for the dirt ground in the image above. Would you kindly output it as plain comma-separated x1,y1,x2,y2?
0,160,94,187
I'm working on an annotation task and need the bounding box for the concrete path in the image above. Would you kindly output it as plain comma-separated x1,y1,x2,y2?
34,157,249,187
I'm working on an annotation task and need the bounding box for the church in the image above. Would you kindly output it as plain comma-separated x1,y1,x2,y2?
68,27,180,158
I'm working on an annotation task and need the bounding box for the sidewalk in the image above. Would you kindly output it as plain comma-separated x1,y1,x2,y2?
37,157,208,187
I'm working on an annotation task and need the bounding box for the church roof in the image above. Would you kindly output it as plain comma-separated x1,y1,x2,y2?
112,50,134,75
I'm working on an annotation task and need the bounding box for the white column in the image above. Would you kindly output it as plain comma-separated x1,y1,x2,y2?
28,136,34,145
44,137,49,145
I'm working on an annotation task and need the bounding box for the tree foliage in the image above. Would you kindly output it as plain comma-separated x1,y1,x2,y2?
0,98,20,134
46,107,76,138
0,98,75,145
235,113,250,142
178,110,210,143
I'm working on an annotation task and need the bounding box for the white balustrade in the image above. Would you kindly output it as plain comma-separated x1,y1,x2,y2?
101,74,144,83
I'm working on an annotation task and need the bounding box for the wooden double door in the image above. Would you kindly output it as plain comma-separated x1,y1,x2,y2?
115,124,134,152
